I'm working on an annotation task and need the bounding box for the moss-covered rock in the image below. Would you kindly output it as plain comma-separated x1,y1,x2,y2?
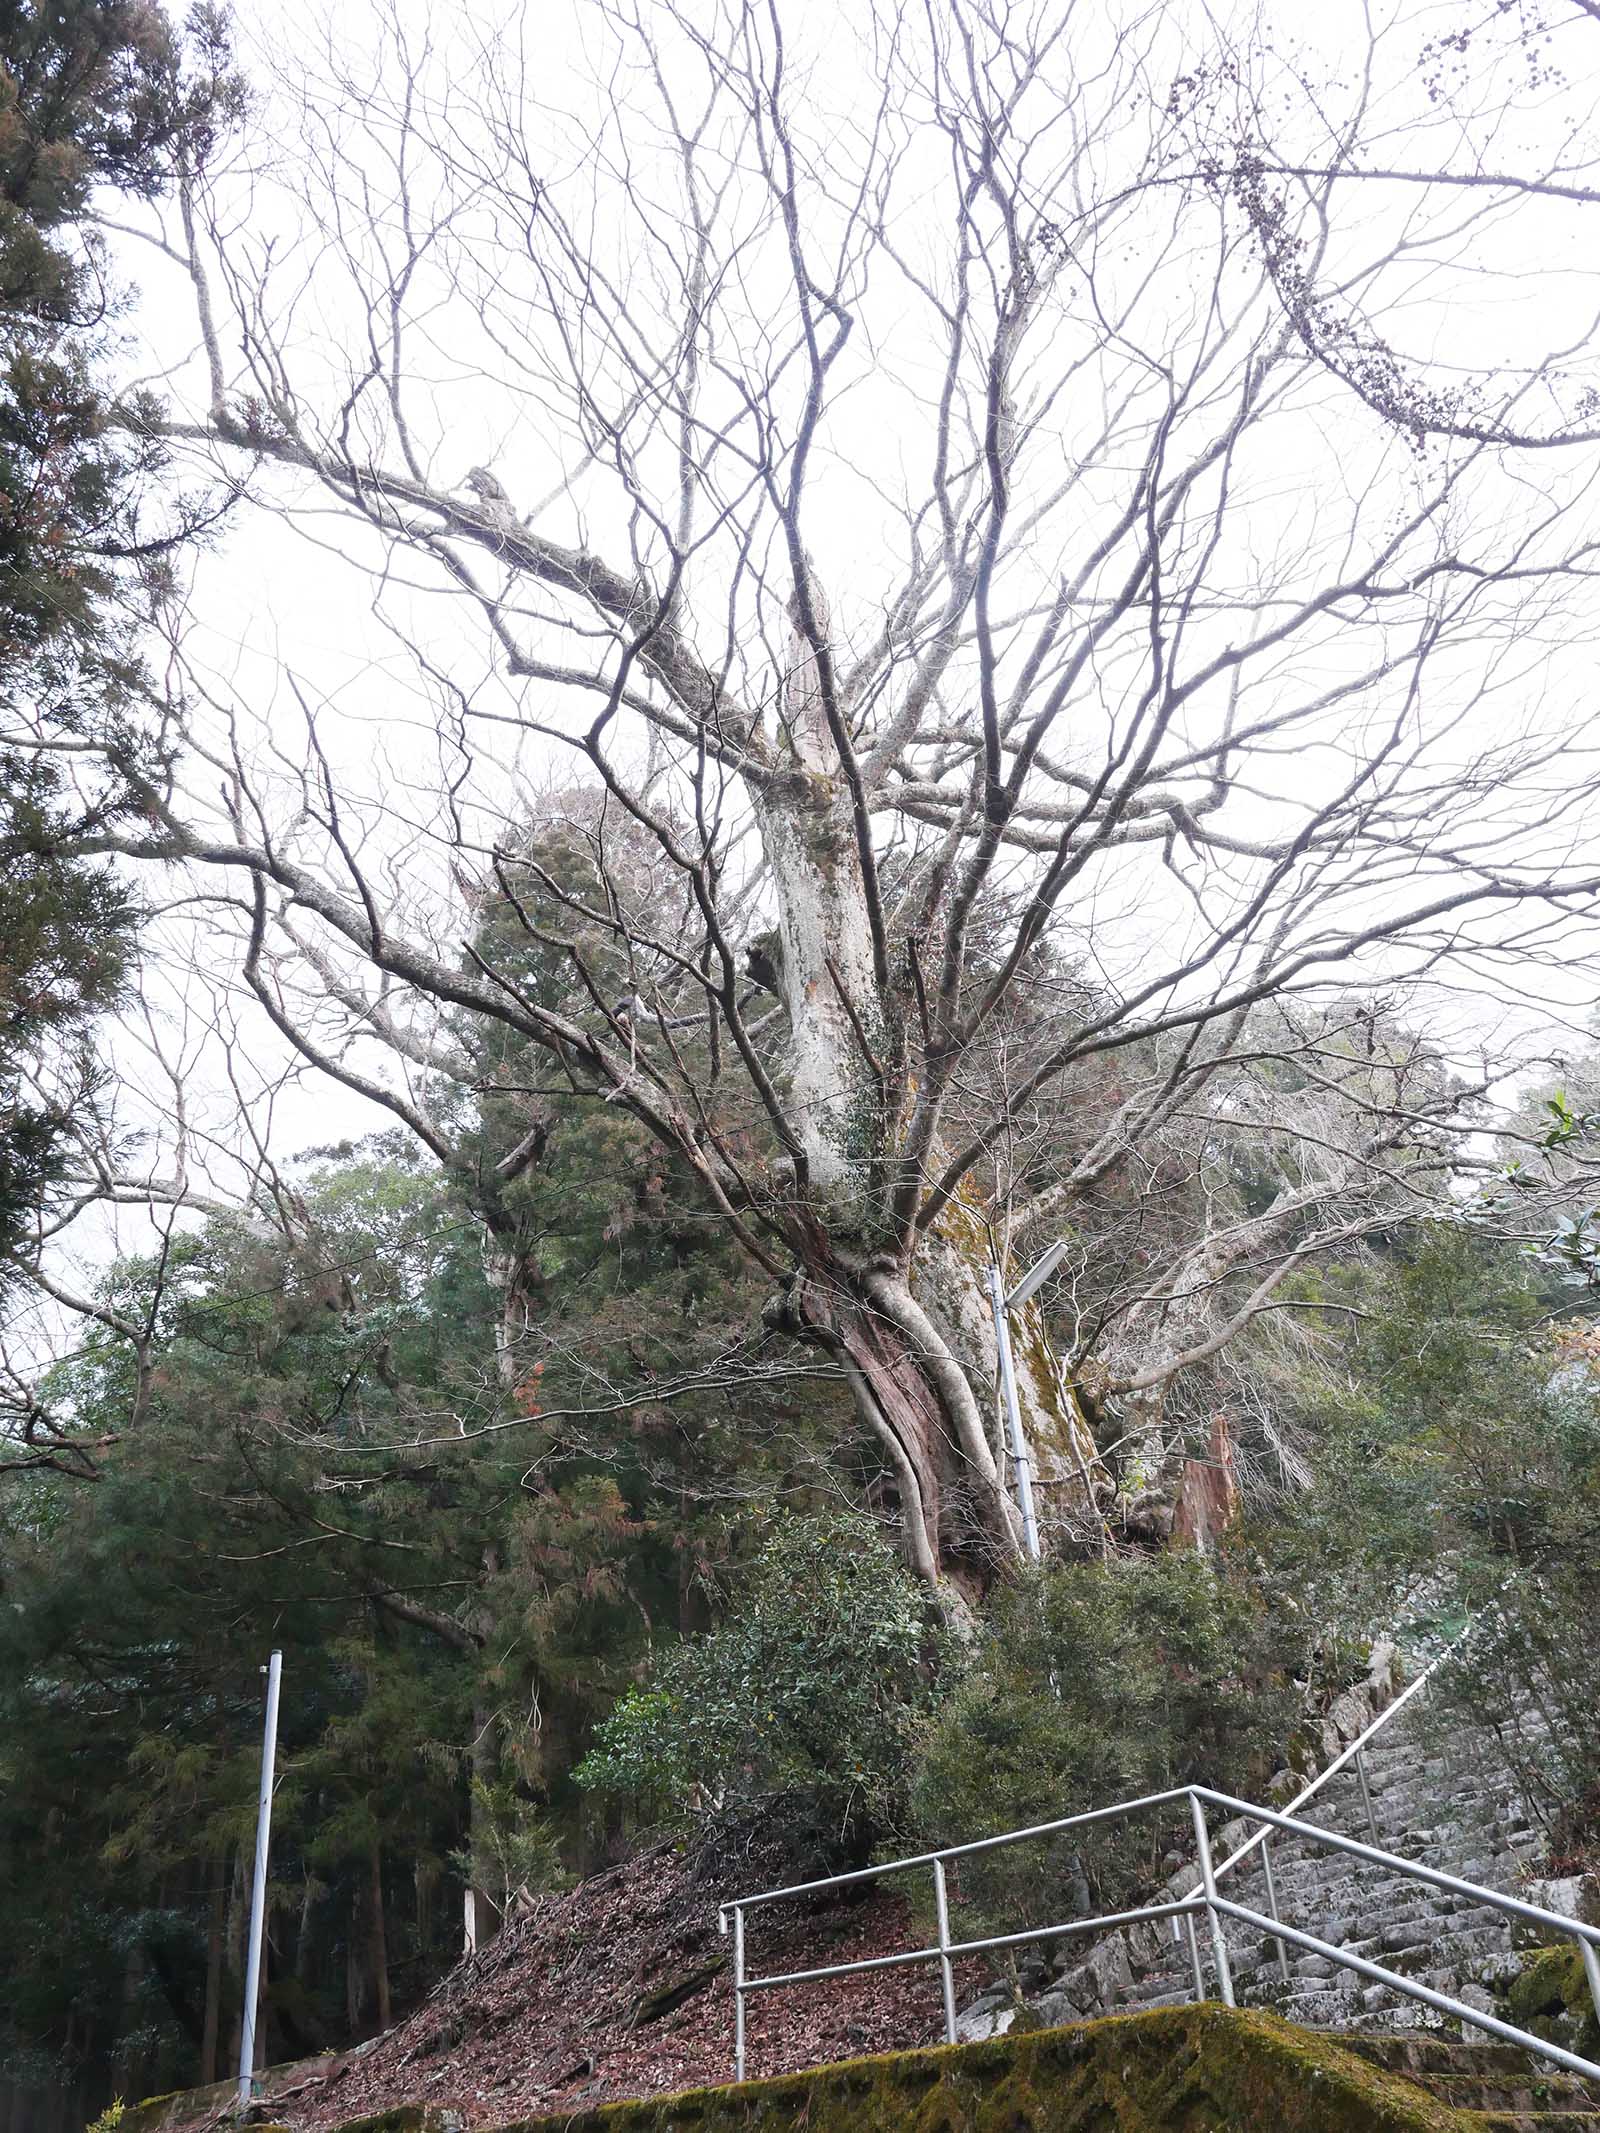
105,2056,333,2133
466,2005,1475,2133
1504,1941,1600,2060
114,2077,239,2133
127,2002,1585,2133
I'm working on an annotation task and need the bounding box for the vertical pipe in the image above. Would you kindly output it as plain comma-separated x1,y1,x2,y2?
733,1905,746,2083
1259,1835,1290,1985
931,1858,958,2045
238,1650,282,2111
1188,1792,1235,2008
1184,1908,1206,2003
985,1264,1041,1561
1356,1749,1380,1846
1579,1934,1600,2038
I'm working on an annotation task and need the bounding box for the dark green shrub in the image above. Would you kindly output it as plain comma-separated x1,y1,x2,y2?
908,1553,1295,1936
574,1511,943,1870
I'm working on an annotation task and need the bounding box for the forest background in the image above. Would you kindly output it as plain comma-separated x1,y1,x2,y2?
2,0,1600,2111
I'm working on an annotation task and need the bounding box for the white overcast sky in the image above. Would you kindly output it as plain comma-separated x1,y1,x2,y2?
21,0,1600,1360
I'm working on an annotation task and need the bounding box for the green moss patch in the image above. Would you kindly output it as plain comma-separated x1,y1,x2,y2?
116,2078,239,2133
1505,1943,1600,2060
467,2005,1473,2133
109,2058,331,2133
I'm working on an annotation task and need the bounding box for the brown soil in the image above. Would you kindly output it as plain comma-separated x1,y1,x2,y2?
279,1841,989,2130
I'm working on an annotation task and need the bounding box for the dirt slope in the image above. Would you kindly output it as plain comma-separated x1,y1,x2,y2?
279,1841,984,2129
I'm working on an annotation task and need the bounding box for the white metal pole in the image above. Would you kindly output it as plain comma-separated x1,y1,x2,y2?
985,1264,1041,1561
931,1857,957,2045
1188,1790,1236,2007
733,1905,746,2082
238,1649,282,2110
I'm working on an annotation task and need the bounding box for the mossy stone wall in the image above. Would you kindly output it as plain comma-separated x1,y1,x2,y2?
117,2005,1507,2133
473,2005,1473,2133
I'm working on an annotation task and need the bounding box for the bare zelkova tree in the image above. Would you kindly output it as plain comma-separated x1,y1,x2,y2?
39,0,1600,1586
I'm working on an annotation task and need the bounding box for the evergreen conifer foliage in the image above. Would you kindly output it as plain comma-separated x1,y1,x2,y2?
0,1122,844,2097
0,1,240,1285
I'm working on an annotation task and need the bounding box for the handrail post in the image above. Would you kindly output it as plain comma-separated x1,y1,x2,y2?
1580,1933,1600,2038
735,1906,747,2081
238,1649,282,2112
721,1905,748,2081
1355,1748,1379,1846
1184,1908,1205,2002
1188,1792,1235,2007
931,1857,958,2045
1260,1834,1290,1985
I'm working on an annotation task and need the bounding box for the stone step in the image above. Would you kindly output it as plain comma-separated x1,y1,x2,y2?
1332,2032,1600,2108
1267,1860,1509,1897
1329,2033,1535,2074
984,1673,1567,2049
1123,1985,1192,2007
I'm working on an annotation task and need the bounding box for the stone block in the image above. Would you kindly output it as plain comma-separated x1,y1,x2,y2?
1081,1931,1134,2006
1050,1960,1107,2017
1454,1981,1496,2030
954,1997,1014,2044
1326,1688,1373,1746
1512,1872,1600,1950
1028,1989,1074,2030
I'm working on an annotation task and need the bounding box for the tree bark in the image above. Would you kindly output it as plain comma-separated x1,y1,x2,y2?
199,1854,226,2085
776,1220,1101,1590
754,772,889,1231
463,1690,504,1956
755,588,1103,1589
366,1845,391,2033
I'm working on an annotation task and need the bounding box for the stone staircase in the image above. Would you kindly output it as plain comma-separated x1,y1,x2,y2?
1337,2034,1600,2129
1124,1695,1549,2030
959,1673,1591,2062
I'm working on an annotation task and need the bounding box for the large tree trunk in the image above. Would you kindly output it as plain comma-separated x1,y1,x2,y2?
757,579,1103,1589
484,1226,544,1398
1113,1382,1178,1539
776,1221,1101,1590
753,797,888,1232
199,1854,226,2085
1109,1382,1247,1550
1105,1199,1314,1537
365,1845,391,2033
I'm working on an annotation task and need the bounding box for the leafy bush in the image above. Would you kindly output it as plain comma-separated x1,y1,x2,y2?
907,1553,1295,1935
575,1512,942,1869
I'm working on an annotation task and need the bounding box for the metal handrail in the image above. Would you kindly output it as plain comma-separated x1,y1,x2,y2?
718,1777,1600,2087
720,1781,1194,1914
1195,1786,1600,2085
717,1783,1197,2079
1198,1786,1600,1960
